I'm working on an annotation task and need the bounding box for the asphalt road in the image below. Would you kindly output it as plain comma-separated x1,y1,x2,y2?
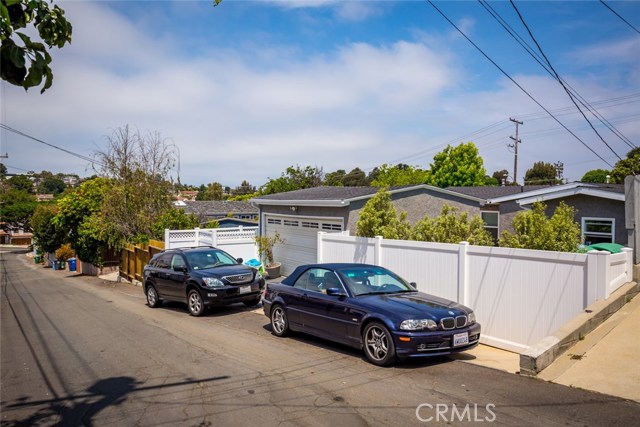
2,248,639,427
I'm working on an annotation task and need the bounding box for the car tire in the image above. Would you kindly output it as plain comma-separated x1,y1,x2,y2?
146,285,160,308
243,296,261,308
270,305,289,337
363,322,396,366
187,290,206,317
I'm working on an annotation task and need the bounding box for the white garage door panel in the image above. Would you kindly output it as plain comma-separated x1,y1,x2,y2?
265,215,342,276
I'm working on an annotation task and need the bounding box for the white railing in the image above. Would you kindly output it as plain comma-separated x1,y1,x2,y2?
317,232,633,353
165,227,259,262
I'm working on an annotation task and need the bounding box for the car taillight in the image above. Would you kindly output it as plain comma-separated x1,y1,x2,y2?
263,283,270,298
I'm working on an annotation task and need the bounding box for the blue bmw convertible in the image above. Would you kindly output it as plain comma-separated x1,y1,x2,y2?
263,263,481,366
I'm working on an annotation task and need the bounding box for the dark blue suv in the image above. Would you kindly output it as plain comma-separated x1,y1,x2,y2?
143,247,265,316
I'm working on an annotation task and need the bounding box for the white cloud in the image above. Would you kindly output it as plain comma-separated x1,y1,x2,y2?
2,1,638,188
569,36,640,67
266,0,383,22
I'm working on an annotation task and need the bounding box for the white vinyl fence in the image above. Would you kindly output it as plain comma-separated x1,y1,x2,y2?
317,232,634,353
165,227,259,262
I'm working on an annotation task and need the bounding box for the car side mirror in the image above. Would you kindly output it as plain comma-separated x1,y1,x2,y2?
236,257,243,264
174,265,187,273
326,288,346,297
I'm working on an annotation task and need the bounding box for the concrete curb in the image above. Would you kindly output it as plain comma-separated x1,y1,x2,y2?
520,280,639,376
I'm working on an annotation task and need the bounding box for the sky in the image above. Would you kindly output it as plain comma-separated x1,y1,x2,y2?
1,0,639,188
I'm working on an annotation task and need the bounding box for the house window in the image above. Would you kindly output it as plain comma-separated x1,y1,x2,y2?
267,218,281,225
301,221,319,229
283,220,299,227
322,223,341,231
582,218,614,245
481,211,499,242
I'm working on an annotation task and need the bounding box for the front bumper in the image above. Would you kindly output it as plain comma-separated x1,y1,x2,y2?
201,280,264,306
393,322,481,359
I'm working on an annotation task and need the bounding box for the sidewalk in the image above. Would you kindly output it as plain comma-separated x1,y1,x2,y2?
538,293,640,403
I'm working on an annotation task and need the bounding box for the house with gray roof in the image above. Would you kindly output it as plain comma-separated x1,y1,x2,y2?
251,182,633,276
251,185,486,275
174,200,259,228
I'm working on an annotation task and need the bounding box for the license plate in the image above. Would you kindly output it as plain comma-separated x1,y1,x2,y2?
453,332,469,347
239,286,251,294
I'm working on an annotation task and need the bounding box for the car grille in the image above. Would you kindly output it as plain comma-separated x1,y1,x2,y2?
440,315,467,330
223,273,253,285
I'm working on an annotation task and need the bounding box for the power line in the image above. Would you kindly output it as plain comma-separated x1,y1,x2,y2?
509,0,623,162
426,0,614,168
600,0,640,35
478,0,635,150
0,123,106,168
363,98,638,172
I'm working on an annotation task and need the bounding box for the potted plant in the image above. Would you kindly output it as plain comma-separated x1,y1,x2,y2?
55,243,75,271
255,232,285,279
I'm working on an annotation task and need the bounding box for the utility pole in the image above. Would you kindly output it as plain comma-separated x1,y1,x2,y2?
554,161,564,184
509,118,523,184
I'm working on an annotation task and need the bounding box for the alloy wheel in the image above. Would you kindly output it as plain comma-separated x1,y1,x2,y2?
365,325,389,361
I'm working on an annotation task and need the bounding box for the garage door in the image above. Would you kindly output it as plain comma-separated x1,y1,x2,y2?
264,214,343,276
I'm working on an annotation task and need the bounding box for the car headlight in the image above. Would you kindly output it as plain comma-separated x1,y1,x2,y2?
468,311,476,324
255,270,263,280
400,319,438,331
203,277,224,288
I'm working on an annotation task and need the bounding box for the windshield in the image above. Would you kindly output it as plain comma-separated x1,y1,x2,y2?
184,249,238,270
337,266,416,296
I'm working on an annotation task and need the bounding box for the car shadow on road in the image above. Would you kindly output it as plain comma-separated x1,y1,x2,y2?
259,323,455,369
152,300,258,317
2,375,229,427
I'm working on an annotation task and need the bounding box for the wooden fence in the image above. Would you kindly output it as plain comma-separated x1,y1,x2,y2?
120,240,165,283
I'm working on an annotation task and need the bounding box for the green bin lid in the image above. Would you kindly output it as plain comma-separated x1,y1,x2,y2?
587,243,624,253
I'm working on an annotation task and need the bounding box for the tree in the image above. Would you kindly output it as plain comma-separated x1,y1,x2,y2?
1,0,72,93
198,182,224,201
260,165,324,195
524,162,559,185
342,167,369,187
227,192,258,201
581,169,610,183
370,164,429,187
324,169,346,186
37,176,66,195
499,201,581,252
610,147,640,184
232,180,256,196
411,204,494,246
492,169,508,182
355,188,411,239
0,188,36,231
426,142,487,187
0,163,7,179
91,125,177,245
7,174,33,193
53,178,110,265
151,208,200,240
31,204,65,253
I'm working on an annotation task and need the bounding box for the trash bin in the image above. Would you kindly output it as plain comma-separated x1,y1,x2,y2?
244,258,265,275
34,255,42,264
68,258,77,272
53,260,59,270
586,243,624,253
